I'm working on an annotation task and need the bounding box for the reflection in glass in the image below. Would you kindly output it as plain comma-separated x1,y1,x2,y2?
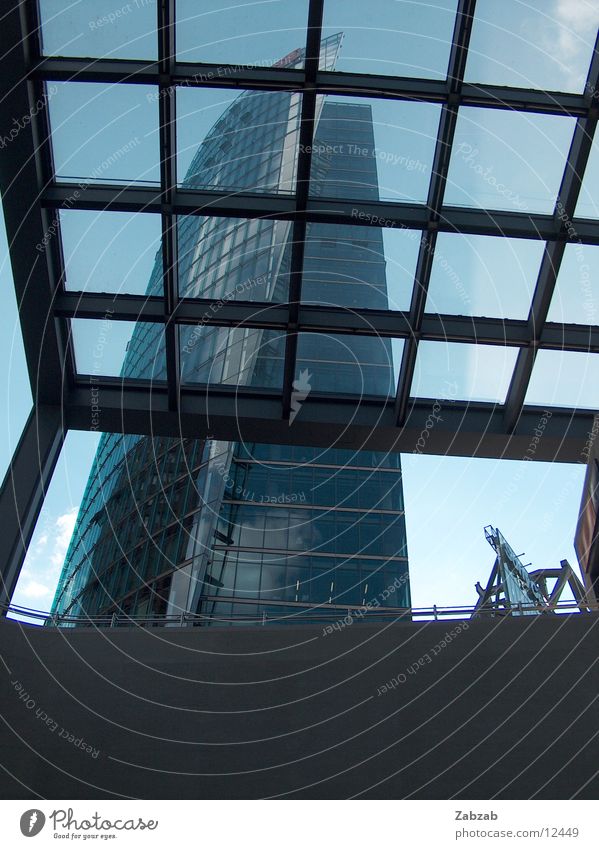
412,341,518,403
426,234,544,319
61,210,163,295
48,82,160,185
445,107,575,214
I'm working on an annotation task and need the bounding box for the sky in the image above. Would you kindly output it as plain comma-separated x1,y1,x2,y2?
3,0,599,615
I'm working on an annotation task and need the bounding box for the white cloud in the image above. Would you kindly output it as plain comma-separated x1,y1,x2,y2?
552,0,599,78
20,580,52,600
50,507,78,568
12,507,78,612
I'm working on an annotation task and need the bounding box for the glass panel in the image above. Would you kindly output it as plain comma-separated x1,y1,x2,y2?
39,0,158,60
61,210,163,295
309,97,439,203
547,244,599,324
576,136,599,220
48,82,160,185
425,234,544,319
465,0,597,93
177,215,291,301
177,88,301,193
445,107,575,214
71,319,167,379
320,0,459,78
412,341,519,402
295,334,402,397
176,0,309,66
302,223,419,311
179,326,285,389
525,350,599,409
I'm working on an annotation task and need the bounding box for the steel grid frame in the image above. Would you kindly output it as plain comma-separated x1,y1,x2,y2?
0,0,598,461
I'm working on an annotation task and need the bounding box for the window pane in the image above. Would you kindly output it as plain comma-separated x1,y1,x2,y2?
48,82,160,185
296,334,402,397
309,97,439,203
71,319,166,379
179,326,285,389
176,0,309,66
445,107,575,214
61,210,163,295
525,350,599,409
39,0,158,60
177,88,300,193
302,223,419,311
576,136,599,220
412,341,518,402
320,0,459,78
547,244,599,324
426,234,544,319
466,0,597,93
177,215,291,301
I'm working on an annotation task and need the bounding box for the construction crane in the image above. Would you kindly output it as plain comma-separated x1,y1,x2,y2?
472,526,592,617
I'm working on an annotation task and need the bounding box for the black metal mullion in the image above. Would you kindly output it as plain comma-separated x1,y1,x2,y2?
394,0,476,427
41,184,599,244
503,32,599,433
33,58,592,119
158,0,179,412
281,0,324,420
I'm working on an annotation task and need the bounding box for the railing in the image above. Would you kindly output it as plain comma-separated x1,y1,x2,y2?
1,595,598,628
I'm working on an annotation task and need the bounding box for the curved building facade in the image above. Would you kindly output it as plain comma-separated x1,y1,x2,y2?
51,36,410,625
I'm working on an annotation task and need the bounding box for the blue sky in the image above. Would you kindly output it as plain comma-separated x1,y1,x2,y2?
4,0,599,614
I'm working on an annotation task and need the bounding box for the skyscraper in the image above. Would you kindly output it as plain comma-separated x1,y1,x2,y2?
50,36,410,625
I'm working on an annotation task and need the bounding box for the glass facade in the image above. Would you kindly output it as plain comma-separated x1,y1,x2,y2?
51,36,410,625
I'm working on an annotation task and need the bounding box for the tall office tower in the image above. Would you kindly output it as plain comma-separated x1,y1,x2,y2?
50,37,410,625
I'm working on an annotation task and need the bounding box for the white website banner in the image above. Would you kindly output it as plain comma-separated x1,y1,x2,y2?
0,800,595,848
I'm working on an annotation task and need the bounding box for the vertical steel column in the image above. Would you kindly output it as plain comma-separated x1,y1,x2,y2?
0,406,64,610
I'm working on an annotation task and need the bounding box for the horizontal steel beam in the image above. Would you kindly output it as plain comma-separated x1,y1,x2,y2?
53,293,599,351
41,185,599,243
31,57,592,117
63,384,596,463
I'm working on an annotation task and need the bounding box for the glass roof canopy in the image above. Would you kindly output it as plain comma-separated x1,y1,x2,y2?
2,0,599,463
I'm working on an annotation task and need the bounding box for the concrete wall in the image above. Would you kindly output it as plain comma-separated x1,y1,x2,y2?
1,614,598,799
